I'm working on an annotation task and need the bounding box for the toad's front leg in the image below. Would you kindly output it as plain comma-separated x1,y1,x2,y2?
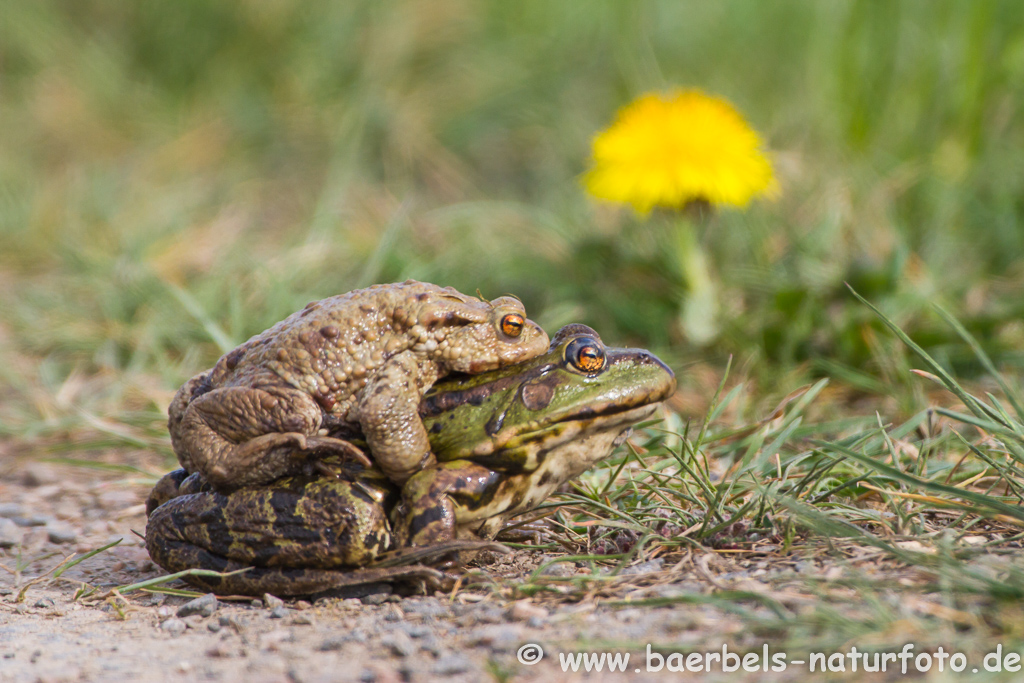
170,382,370,490
356,352,441,484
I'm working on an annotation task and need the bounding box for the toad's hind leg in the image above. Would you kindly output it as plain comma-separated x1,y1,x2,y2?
170,384,369,490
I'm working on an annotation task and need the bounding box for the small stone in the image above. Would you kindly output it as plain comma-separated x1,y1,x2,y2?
183,614,206,628
294,600,312,610
382,632,416,657
177,593,219,618
22,464,59,487
207,620,222,633
317,637,345,652
268,605,288,619
526,616,546,629
0,518,24,548
218,615,244,633
290,613,313,625
96,489,139,511
160,618,187,637
401,624,432,639
157,606,174,618
263,593,285,609
33,597,55,609
420,636,444,657
538,559,576,577
358,669,377,683
260,629,294,651
401,598,448,618
434,654,472,675
361,593,389,606
11,516,49,528
0,503,25,518
45,523,77,545
508,600,548,622
473,625,521,653
250,599,263,609
620,558,664,575
476,605,505,624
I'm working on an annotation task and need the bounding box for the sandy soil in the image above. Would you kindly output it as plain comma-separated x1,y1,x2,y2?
0,461,829,683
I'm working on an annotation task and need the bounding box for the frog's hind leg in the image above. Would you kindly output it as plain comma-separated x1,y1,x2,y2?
171,384,370,490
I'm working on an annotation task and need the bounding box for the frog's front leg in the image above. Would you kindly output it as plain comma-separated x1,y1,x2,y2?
170,382,370,490
393,461,503,547
357,352,440,484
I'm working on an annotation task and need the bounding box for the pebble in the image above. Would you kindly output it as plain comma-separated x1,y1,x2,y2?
22,464,59,487
317,637,345,652
401,598,448,618
621,558,665,575
290,613,313,626
263,593,285,609
0,518,24,548
381,632,416,657
508,600,548,622
157,606,174,618
433,654,472,675
207,620,222,633
45,523,77,545
177,593,219,618
160,618,187,637
472,625,520,653
95,489,138,511
33,597,56,609
400,624,432,639
0,503,25,518
11,515,49,528
419,636,444,657
538,561,576,577
260,629,294,651
268,606,288,619
183,615,206,628
361,594,389,606
475,605,505,624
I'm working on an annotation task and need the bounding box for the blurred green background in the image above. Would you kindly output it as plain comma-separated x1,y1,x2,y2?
4,0,1024,429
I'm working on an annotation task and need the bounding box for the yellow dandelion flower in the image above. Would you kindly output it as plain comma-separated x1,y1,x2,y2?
584,90,777,213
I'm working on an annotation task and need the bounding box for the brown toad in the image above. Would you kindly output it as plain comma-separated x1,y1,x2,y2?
168,280,548,489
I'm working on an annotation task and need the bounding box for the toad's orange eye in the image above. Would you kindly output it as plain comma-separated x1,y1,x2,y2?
566,337,605,373
501,313,524,338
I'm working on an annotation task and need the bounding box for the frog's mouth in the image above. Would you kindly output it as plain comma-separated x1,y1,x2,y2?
500,402,662,448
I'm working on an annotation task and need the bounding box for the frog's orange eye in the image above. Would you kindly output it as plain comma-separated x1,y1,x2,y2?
566,337,605,373
500,313,525,338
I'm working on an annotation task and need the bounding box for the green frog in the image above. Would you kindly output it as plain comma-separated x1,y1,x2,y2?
146,324,675,596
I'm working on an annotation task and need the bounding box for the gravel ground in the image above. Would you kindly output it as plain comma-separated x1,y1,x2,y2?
1,462,837,682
